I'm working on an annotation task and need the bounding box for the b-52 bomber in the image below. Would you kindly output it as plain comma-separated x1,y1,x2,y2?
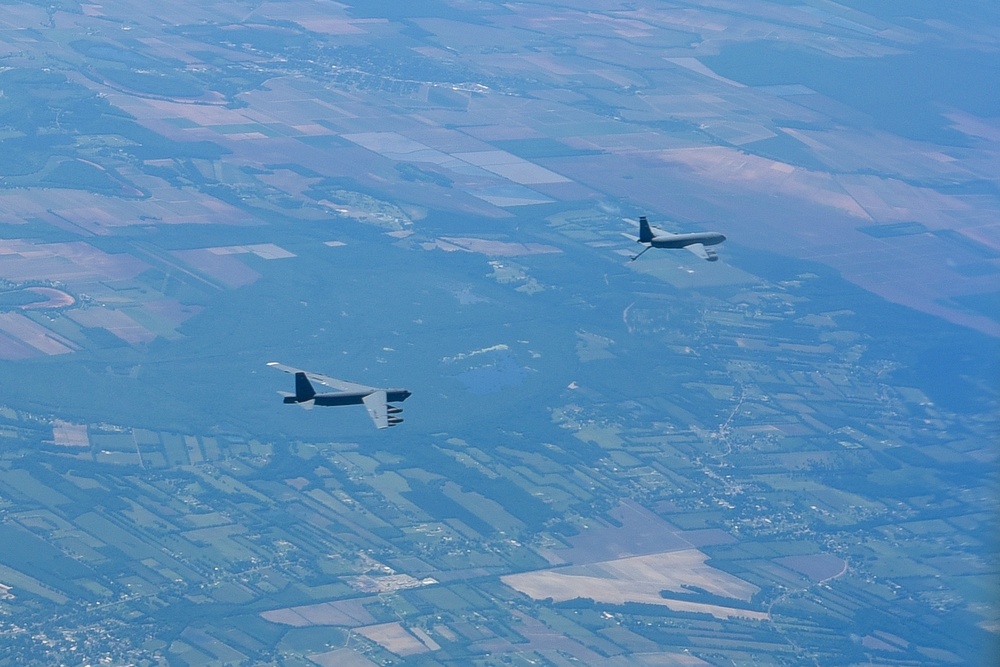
268,362,411,429
629,215,726,262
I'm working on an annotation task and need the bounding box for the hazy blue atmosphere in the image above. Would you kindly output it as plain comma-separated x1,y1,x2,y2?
0,1,996,665
704,42,1000,145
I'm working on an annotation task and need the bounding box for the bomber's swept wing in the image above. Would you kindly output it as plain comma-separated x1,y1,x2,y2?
684,243,717,261
267,361,374,393
362,390,390,429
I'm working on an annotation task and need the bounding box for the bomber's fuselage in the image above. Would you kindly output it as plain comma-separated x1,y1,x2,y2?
284,389,411,406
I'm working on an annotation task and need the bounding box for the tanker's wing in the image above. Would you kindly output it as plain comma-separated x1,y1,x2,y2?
267,361,374,393
684,243,718,262
362,390,390,429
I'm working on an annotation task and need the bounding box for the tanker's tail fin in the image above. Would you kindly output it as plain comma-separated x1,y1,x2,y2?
638,216,654,243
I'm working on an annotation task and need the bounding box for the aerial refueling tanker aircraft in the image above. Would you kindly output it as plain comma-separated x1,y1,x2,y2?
629,215,726,262
268,362,410,429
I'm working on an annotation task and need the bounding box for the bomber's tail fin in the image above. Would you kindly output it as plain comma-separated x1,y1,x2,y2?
294,372,317,401
638,216,654,243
